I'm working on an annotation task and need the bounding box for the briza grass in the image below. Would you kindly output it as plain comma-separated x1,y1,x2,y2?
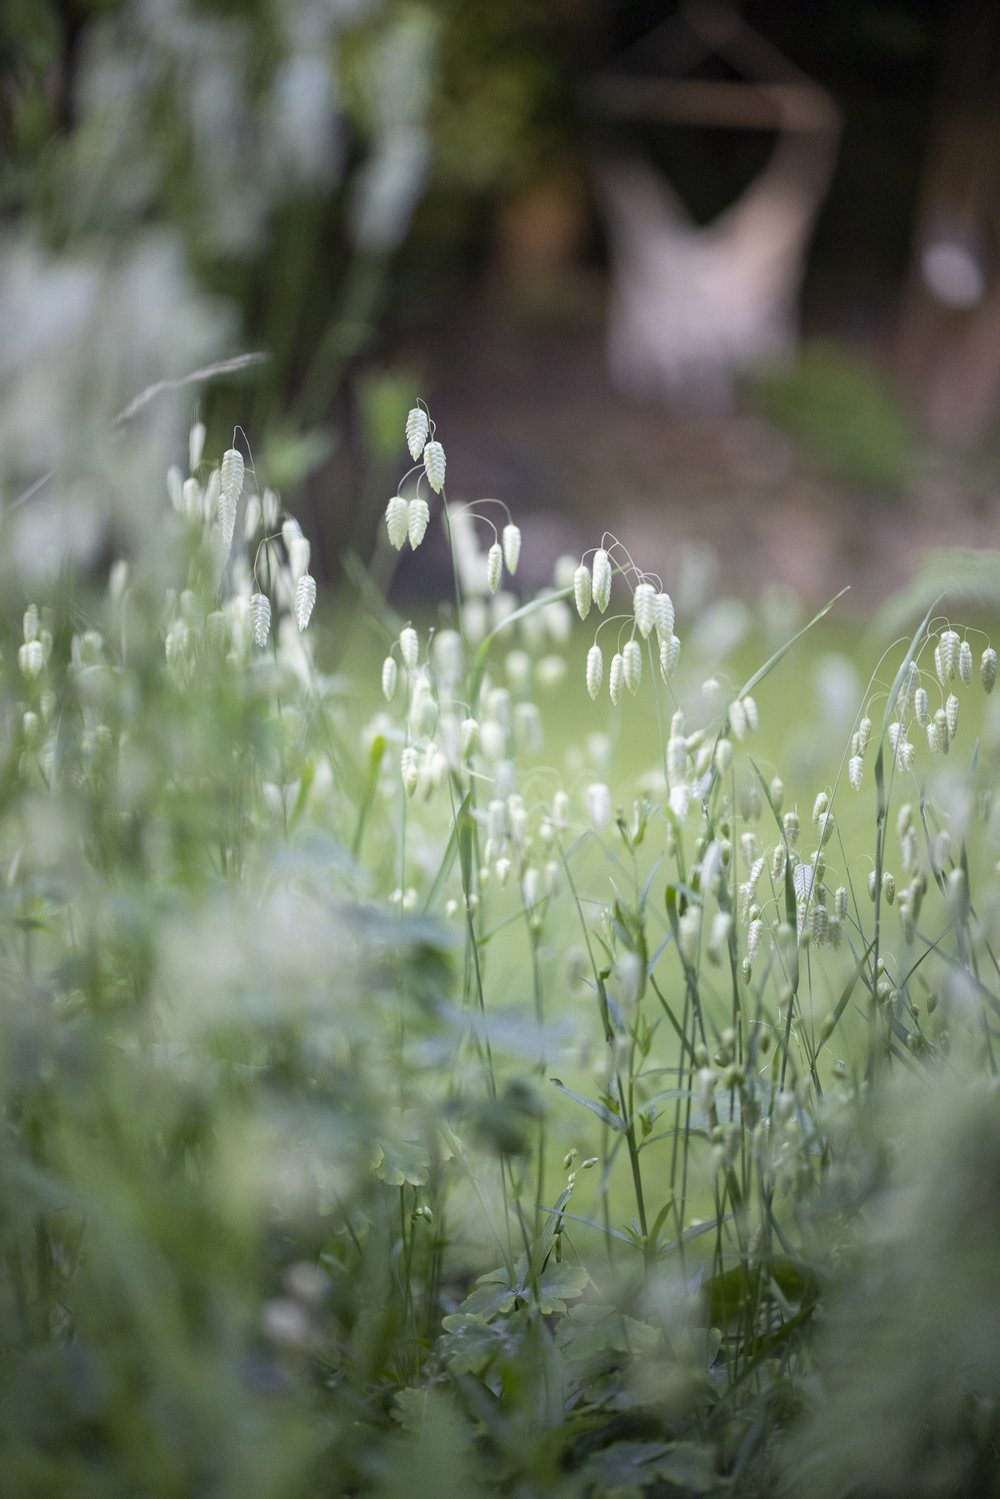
2,403,1000,1497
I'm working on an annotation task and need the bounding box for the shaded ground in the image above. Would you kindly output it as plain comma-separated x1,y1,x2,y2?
426,283,999,615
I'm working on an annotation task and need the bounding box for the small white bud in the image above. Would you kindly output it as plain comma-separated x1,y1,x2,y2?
848,754,864,790
714,739,733,775
914,686,930,725
982,647,997,694
770,776,784,813
459,717,479,758
18,640,45,679
959,639,973,687
728,699,748,741
742,695,759,733
946,692,960,739
381,656,398,701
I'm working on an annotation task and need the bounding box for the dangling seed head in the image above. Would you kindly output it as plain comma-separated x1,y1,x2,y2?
633,582,656,638
609,652,624,705
382,656,398,701
501,523,521,575
812,791,829,824
783,810,800,846
939,629,960,683
408,497,430,549
857,716,872,752
848,754,864,790
981,646,998,694
399,626,419,671
622,638,642,694
573,565,592,620
219,448,244,551
659,634,681,681
770,775,784,813
728,699,748,741
486,542,503,594
654,592,675,640
882,871,896,905
592,549,612,613
959,639,973,686
294,574,317,631
405,405,430,460
914,686,930,725
946,692,959,739
586,643,603,700
835,885,848,921
715,739,733,775
386,496,409,550
249,592,271,648
586,781,612,830
401,745,419,797
423,440,446,493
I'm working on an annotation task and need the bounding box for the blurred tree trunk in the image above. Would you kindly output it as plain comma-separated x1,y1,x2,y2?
896,0,1000,444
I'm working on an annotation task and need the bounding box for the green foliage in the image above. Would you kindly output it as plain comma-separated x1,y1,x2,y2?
754,339,918,492
3,395,1000,1497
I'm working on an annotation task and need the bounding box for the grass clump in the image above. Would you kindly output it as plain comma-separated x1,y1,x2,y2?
2,400,1000,1497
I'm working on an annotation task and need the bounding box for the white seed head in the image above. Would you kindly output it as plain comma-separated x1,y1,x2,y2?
495,856,512,888
249,592,271,648
812,791,829,824
385,495,409,550
586,643,603,700
946,692,960,739
586,781,612,831
459,717,479,758
914,686,930,725
714,739,733,775
633,582,656,638
423,439,446,493
770,776,785,813
486,542,503,594
857,716,872,752
728,699,748,741
848,754,864,790
934,706,950,753
294,574,317,631
382,656,398,701
654,592,675,640
784,810,800,847
609,652,624,705
882,871,896,905
408,497,430,549
395,629,418,674
22,605,39,643
592,549,612,613
552,790,571,830
959,639,973,686
622,638,642,694
742,695,759,733
573,564,592,620
938,629,960,683
927,718,943,755
501,523,521,575
666,734,687,782
401,745,419,797
982,647,997,694
747,918,764,961
405,405,430,460
659,634,681,681
18,640,45,679
220,446,244,508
